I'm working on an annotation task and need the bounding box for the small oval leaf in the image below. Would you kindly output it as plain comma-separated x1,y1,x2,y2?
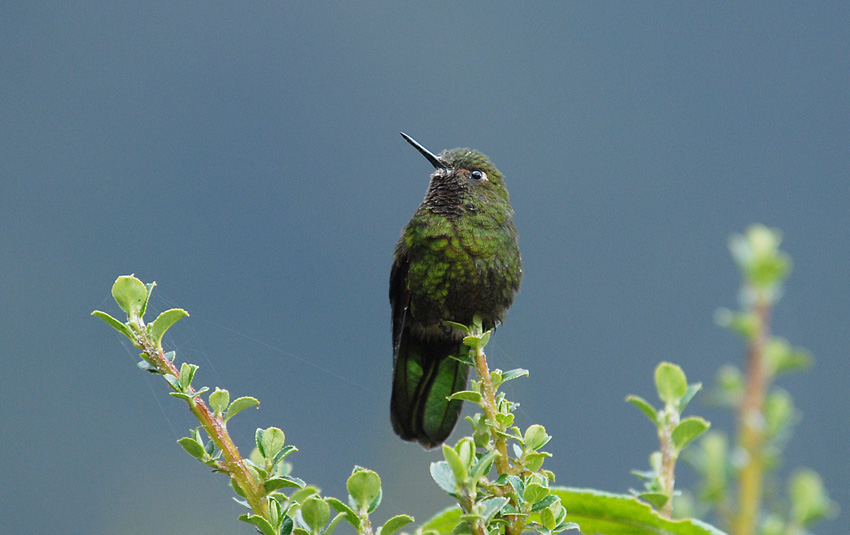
149,308,189,348
225,396,260,422
672,417,711,451
626,395,659,424
655,362,687,404
112,275,148,318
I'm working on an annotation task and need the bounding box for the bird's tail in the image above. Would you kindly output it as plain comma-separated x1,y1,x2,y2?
390,334,469,448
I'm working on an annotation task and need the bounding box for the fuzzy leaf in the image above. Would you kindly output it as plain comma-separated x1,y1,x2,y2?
239,514,277,535
265,476,305,493
224,396,260,422
678,383,702,413
626,395,659,424
326,497,359,528
524,424,551,451
209,388,230,417
302,496,331,532
531,494,560,512
148,308,189,348
500,368,530,383
555,487,728,535
261,427,286,460
112,275,148,318
91,311,135,340
177,437,206,460
347,469,381,511
524,483,551,504
442,444,467,483
430,461,457,496
672,417,711,451
478,497,508,523
379,515,414,535
655,362,687,405
471,450,499,481
449,390,482,403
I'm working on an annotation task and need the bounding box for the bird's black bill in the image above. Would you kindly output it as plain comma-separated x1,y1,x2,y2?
400,132,447,169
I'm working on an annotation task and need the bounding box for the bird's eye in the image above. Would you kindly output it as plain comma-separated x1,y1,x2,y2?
470,169,487,182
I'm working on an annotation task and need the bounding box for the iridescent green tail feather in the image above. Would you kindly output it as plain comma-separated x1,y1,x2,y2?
390,334,469,448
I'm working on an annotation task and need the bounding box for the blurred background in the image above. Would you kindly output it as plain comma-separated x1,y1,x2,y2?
2,3,847,534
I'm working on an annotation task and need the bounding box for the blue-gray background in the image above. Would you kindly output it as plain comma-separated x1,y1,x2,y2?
2,4,847,534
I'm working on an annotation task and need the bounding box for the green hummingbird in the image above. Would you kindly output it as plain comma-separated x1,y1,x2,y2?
390,133,522,448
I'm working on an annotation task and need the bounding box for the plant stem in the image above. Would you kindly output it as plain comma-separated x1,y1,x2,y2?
734,298,771,535
472,341,523,535
659,409,679,519
474,345,509,474
137,330,268,518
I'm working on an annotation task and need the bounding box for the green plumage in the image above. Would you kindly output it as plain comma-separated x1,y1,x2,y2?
390,133,522,448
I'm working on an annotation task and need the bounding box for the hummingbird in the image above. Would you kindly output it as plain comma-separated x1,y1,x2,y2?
390,133,522,448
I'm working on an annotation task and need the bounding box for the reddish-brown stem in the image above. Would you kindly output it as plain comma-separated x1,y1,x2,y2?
733,299,771,535
135,327,268,518
473,345,523,535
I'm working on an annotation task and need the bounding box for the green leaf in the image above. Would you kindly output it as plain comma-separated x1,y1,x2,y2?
112,275,148,319
148,308,189,348
140,282,155,317
177,437,206,460
554,487,728,535
764,388,796,439
672,417,711,451
164,374,182,391
637,492,670,510
280,516,294,535
478,497,508,523
462,330,491,352
525,452,551,472
261,427,286,460
524,424,551,451
448,390,482,403
500,368,530,383
347,469,381,511
678,383,702,413
524,483,551,504
325,513,347,535
496,474,524,499
471,450,499,481
225,396,260,422
265,476,305,493
655,362,687,405
430,461,457,496
765,338,813,376
239,514,277,535
91,311,135,341
530,494,559,512
442,444,467,483
209,388,230,417
626,395,659,424
788,468,837,527
178,362,197,390
291,486,320,504
301,496,330,532
714,308,758,339
273,445,298,466
136,359,158,373
710,365,744,408
379,515,414,535
326,497,359,528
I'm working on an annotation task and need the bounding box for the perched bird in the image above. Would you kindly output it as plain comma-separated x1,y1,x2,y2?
390,133,522,448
